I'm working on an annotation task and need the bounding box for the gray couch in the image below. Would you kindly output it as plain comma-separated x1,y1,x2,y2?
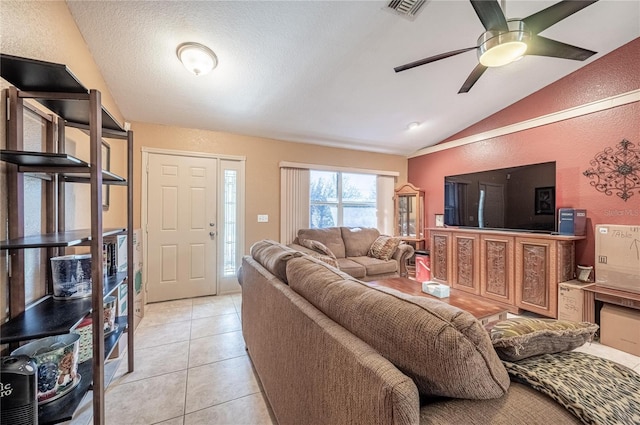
239,240,581,425
289,226,414,281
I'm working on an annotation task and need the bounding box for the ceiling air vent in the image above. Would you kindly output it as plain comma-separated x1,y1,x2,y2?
386,0,428,20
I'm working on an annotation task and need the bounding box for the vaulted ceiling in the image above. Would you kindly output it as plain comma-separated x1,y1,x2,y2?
66,0,640,156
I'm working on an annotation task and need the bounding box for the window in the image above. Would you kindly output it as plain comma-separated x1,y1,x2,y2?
310,171,377,228
222,169,238,276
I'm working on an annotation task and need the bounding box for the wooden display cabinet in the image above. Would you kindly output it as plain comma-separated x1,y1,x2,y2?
430,227,584,317
394,183,425,250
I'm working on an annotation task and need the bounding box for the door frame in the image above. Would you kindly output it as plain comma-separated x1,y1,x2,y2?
141,147,246,298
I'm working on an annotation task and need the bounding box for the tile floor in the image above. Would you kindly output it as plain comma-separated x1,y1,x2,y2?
68,293,640,425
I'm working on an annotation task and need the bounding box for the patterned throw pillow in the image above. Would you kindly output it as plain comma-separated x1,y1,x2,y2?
490,318,598,361
310,253,340,269
503,352,640,425
299,238,336,259
368,235,401,261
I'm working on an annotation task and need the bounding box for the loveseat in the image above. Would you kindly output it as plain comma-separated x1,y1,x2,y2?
239,240,596,425
289,226,414,281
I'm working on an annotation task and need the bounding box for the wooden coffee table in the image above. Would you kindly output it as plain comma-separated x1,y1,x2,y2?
366,277,508,324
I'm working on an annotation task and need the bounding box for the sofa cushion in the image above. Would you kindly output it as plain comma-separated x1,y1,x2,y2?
341,227,380,257
298,238,336,259
490,318,598,361
298,227,346,258
336,258,366,279
350,256,397,275
286,256,510,400
368,235,402,261
250,240,302,284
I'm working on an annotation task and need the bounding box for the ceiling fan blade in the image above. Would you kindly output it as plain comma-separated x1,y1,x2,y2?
394,47,477,73
458,63,488,93
523,0,599,35
470,0,508,31
526,35,596,61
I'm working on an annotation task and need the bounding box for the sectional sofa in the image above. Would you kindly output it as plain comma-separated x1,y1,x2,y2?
239,240,596,424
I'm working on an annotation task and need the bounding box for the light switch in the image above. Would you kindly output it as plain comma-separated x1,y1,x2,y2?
258,214,269,223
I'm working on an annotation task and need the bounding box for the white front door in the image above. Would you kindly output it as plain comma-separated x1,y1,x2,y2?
147,153,217,302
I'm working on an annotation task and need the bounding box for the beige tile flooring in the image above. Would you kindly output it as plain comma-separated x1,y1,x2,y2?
69,293,276,425
68,293,640,425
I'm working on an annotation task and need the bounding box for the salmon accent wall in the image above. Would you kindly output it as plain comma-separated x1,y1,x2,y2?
408,39,640,268
439,38,640,144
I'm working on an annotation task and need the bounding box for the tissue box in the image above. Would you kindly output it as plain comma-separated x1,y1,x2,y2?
422,282,450,298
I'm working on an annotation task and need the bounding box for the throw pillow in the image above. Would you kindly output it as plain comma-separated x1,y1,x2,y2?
490,318,598,361
368,235,401,261
310,253,340,269
503,351,640,425
299,238,336,259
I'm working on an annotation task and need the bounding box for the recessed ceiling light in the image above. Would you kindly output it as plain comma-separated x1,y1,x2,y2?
176,42,218,76
407,122,420,130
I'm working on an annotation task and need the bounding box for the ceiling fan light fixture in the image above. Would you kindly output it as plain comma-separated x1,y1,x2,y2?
478,20,530,67
177,42,218,76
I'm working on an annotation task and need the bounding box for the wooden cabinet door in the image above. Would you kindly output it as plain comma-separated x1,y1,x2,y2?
480,234,515,305
515,237,557,318
430,231,452,284
451,232,480,294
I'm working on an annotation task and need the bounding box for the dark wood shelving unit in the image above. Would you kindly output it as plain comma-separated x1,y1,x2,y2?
38,317,126,425
1,54,135,425
0,54,124,132
0,272,126,344
0,228,125,250
0,150,127,184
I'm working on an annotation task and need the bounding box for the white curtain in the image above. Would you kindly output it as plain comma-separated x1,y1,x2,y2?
377,175,396,236
280,167,310,244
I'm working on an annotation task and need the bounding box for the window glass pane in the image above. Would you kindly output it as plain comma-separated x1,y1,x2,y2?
310,171,337,202
342,173,376,203
343,205,377,228
310,204,337,229
223,170,237,276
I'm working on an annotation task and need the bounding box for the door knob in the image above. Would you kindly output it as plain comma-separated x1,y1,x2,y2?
209,232,215,237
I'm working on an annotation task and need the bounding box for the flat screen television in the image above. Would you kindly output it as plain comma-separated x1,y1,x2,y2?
444,161,556,233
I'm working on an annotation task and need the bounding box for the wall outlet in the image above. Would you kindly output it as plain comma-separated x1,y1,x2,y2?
258,214,269,223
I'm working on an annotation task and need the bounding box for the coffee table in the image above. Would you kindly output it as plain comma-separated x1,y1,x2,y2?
366,277,508,325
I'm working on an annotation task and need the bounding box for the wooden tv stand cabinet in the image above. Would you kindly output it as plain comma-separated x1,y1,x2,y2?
429,228,585,318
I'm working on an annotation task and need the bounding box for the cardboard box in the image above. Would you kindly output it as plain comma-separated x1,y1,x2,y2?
595,225,640,294
600,304,640,356
116,282,128,317
116,234,128,273
558,280,594,322
132,229,145,329
108,331,128,360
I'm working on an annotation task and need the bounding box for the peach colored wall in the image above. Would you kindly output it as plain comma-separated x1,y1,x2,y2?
408,39,640,267
132,122,407,251
0,0,128,230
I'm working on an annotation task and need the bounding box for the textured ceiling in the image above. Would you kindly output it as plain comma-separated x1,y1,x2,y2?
66,0,640,156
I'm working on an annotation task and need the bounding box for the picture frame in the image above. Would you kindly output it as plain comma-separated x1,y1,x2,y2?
101,141,110,210
534,186,554,215
435,213,445,227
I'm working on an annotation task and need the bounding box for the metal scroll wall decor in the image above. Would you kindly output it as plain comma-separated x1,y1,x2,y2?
583,139,639,202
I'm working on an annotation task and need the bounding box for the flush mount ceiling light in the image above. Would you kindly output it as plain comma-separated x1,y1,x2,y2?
407,122,421,130
176,42,218,76
478,20,529,67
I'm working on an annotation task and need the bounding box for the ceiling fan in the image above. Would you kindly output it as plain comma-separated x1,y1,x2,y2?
394,0,599,93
